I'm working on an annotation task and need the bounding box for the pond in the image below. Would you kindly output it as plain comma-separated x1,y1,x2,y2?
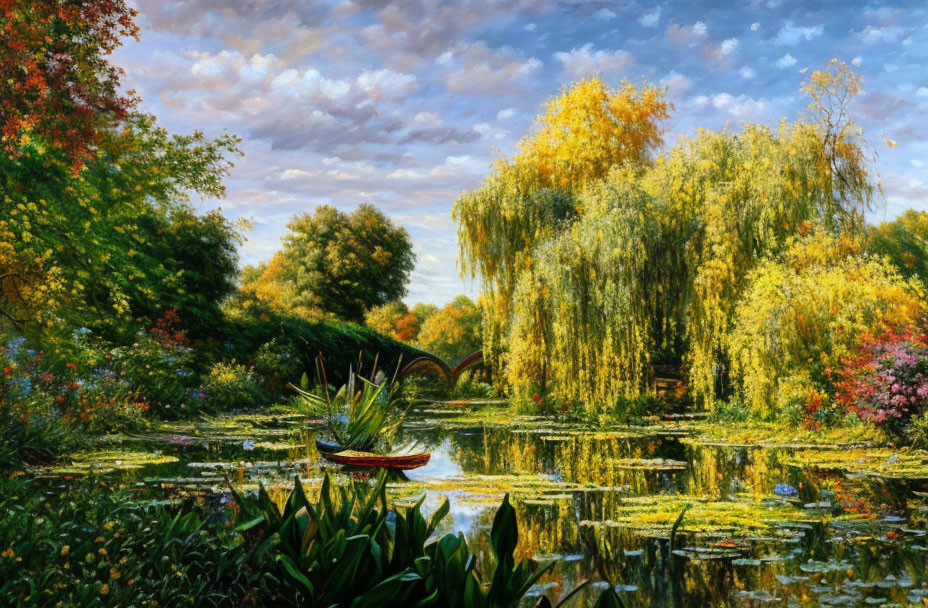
33,406,928,607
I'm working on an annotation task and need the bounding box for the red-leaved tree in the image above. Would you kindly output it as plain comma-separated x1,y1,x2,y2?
0,0,139,169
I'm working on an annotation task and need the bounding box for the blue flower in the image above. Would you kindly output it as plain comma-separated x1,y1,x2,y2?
773,483,798,497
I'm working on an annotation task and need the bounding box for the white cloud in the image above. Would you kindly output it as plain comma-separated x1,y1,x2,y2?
720,38,739,55
524,23,536,31
554,43,634,76
740,66,756,79
912,159,925,168
776,53,797,68
473,121,508,140
355,68,418,98
496,108,516,120
774,22,823,45
857,25,884,43
638,7,660,27
712,93,733,109
852,56,863,66
750,22,760,31
593,8,616,20
436,51,453,65
917,87,928,98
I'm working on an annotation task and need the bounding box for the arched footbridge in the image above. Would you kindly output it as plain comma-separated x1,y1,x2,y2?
398,349,484,388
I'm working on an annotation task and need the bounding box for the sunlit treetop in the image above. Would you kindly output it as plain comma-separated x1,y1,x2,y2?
501,77,670,192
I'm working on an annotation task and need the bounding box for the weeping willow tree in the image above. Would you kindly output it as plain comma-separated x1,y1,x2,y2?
456,62,876,414
455,78,670,373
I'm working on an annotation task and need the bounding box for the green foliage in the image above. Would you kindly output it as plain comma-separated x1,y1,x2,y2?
201,362,266,413
0,476,273,607
272,204,416,322
416,295,483,361
868,209,928,285
291,359,409,451
232,472,600,607
727,232,924,424
252,337,301,397
0,115,241,338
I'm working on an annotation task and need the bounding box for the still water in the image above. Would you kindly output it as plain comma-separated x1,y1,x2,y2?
50,408,928,607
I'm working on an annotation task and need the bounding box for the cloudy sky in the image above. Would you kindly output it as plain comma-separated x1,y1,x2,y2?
112,0,928,305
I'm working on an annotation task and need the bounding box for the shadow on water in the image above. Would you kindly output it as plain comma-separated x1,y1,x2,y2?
31,409,928,607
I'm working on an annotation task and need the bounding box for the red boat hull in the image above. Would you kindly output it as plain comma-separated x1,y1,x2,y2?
322,450,431,470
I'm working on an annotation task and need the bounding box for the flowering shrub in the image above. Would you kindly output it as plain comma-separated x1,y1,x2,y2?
837,328,928,438
1,334,150,464
95,310,202,419
727,233,924,425
201,362,266,412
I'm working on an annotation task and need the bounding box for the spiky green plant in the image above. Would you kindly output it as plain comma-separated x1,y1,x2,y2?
290,355,411,452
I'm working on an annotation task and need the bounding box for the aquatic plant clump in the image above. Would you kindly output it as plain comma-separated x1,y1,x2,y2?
290,357,412,453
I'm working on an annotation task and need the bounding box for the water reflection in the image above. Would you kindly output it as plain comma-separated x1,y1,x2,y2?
40,412,928,607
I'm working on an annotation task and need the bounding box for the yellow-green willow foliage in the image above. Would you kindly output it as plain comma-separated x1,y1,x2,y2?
454,78,668,373
457,65,875,414
507,169,669,406
727,231,924,421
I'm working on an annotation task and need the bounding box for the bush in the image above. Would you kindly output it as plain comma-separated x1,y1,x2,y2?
836,328,928,439
727,232,924,425
0,477,276,607
252,337,301,398
201,362,266,412
1,333,151,466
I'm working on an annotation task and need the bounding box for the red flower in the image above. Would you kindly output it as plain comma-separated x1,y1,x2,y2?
66,362,76,369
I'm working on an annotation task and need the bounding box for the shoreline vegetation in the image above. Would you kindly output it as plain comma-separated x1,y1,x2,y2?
3,3,928,607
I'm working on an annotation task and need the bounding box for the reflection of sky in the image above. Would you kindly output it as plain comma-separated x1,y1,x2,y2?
404,437,495,535
405,438,462,481
113,1,928,305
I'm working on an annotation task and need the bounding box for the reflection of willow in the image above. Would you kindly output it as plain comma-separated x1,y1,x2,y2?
452,426,689,495
682,445,788,499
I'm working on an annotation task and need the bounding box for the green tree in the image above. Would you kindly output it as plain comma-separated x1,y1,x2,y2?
416,296,482,361
278,204,415,322
0,116,240,335
868,210,928,285
138,207,247,338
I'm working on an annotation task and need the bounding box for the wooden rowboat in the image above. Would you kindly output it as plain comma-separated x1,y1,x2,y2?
322,450,431,470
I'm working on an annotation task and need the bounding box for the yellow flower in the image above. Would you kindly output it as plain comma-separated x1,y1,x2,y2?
98,548,107,556
100,584,109,596
60,545,69,556
1,547,14,559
